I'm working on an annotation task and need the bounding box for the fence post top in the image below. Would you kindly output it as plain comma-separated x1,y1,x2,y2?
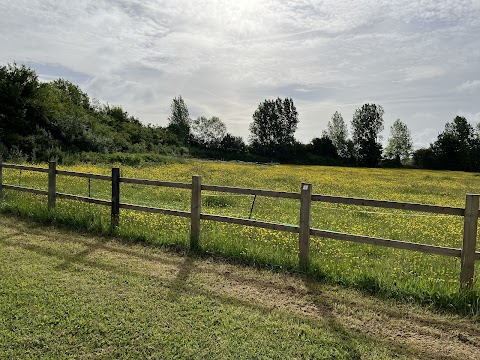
301,183,312,191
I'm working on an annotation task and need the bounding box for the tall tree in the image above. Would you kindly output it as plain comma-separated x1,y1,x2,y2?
325,111,348,157
384,119,413,164
167,95,191,145
351,103,384,167
431,116,475,171
249,97,298,156
0,63,49,156
191,116,227,149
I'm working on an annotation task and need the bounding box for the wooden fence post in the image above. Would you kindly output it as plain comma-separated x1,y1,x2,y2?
48,161,56,210
190,175,202,250
111,167,120,230
460,194,479,287
0,157,3,198
299,183,312,270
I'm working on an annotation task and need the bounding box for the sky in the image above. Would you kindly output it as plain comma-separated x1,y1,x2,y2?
1,0,480,148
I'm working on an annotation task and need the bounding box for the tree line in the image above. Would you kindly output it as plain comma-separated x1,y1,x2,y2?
1,63,479,171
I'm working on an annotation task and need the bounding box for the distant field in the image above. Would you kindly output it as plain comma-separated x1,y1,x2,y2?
1,161,480,314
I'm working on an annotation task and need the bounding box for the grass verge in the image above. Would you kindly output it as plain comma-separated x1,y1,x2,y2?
1,214,480,359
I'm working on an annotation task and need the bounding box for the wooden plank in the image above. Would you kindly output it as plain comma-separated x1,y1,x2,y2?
48,161,56,210
310,228,462,257
299,183,312,269
476,252,480,261
200,213,300,233
111,168,120,229
119,203,191,218
2,163,49,173
56,193,112,206
56,170,111,181
190,176,202,250
120,177,192,189
201,184,300,199
460,194,479,287
311,194,464,216
2,184,49,196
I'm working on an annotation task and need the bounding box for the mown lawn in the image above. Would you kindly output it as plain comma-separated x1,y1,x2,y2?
1,160,480,314
1,215,479,359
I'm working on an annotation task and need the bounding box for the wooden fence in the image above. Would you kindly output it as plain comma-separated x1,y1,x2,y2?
1,160,479,288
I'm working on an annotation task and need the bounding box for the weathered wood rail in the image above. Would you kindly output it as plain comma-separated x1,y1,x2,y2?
1,160,479,287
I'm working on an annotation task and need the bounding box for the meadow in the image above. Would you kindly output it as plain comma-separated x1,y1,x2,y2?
1,160,480,315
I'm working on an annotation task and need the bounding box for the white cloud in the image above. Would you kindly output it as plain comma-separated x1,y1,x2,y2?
456,80,480,93
1,0,479,146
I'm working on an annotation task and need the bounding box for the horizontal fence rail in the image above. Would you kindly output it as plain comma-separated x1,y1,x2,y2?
56,193,112,206
121,177,192,189
310,228,463,257
202,184,300,199
2,184,49,196
56,170,112,181
120,203,191,218
1,160,479,288
2,163,49,173
311,194,465,216
200,213,300,233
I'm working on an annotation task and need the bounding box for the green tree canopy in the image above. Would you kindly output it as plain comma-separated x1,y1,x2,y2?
0,63,173,161
351,103,384,167
191,116,227,149
384,119,413,163
219,133,246,153
167,95,191,145
325,111,348,158
0,63,47,156
431,116,476,171
249,97,298,155
310,136,338,158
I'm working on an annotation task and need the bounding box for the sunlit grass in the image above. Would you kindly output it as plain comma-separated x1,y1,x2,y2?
1,161,479,315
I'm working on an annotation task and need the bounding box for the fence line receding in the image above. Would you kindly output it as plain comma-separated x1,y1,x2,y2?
1,160,479,288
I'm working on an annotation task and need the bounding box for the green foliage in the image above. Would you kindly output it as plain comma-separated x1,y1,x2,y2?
351,104,384,167
218,133,246,154
0,63,46,155
0,63,176,163
309,136,338,158
191,116,227,149
325,111,348,158
414,116,480,171
249,97,298,157
384,119,413,164
167,95,191,145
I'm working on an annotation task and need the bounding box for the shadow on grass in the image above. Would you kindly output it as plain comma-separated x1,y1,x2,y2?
1,214,479,358
1,207,479,318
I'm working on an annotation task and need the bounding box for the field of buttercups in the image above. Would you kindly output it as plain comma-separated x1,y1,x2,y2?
1,160,479,315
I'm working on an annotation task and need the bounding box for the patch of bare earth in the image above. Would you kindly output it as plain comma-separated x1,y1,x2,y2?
1,216,479,359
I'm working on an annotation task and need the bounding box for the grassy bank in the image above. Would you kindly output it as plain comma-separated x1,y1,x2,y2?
1,161,479,315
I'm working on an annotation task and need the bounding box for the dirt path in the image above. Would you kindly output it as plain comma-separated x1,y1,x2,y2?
1,215,479,359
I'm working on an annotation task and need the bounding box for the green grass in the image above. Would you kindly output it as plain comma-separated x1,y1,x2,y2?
0,215,438,359
1,161,480,316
